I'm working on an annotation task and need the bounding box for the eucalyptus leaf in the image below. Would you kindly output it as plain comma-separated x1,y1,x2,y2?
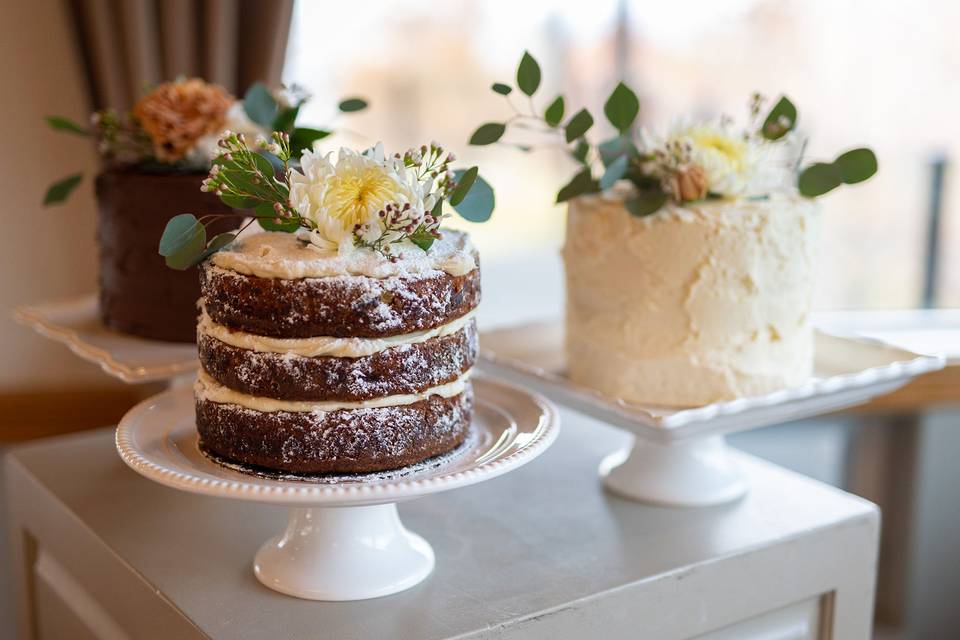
200,233,237,260
834,148,878,184
625,189,669,217
598,136,639,168
491,83,512,95
450,171,494,222
544,96,565,127
449,166,478,206
798,162,843,197
603,82,640,133
556,168,598,203
159,214,207,270
290,127,332,156
599,155,628,190
254,202,300,232
243,82,278,128
338,97,368,112
43,173,83,206
516,51,541,96
761,96,797,140
45,116,88,136
469,122,506,146
565,109,594,143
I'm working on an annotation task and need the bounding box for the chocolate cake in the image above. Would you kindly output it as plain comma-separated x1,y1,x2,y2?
95,169,239,342
194,230,480,474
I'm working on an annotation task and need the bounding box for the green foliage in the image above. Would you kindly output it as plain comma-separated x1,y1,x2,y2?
254,202,300,232
625,188,669,217
599,155,628,190
834,148,878,184
761,96,797,140
492,83,512,95
544,96,565,127
603,82,640,133
565,109,594,143
516,51,541,96
556,168,598,202
408,228,436,251
571,139,589,164
798,148,877,197
450,170,495,222
200,233,238,260
289,127,332,157
45,116,89,136
798,162,843,197
243,82,278,128
448,166,478,206
598,136,638,168
469,122,506,145
338,98,368,113
158,213,206,269
43,173,83,206
272,105,301,133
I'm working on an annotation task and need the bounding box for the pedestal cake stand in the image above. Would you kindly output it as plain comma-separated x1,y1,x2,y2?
480,321,944,507
116,375,559,601
14,294,198,384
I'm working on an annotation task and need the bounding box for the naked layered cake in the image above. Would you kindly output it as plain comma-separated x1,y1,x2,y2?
195,230,480,473
159,130,495,474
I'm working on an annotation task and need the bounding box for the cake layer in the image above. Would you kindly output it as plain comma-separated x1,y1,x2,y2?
198,320,478,401
563,191,818,406
200,263,480,339
196,386,473,474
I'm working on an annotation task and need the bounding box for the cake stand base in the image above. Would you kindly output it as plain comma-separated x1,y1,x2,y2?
254,503,434,601
599,435,748,507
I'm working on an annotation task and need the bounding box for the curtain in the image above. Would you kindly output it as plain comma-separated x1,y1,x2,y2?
64,0,294,111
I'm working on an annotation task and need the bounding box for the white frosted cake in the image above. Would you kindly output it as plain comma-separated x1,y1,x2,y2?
563,190,819,407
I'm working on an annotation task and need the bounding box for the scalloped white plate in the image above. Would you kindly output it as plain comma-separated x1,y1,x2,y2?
116,375,559,507
13,295,198,383
479,321,945,443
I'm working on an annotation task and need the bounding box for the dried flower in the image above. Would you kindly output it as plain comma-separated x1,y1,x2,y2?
664,165,708,202
132,79,233,161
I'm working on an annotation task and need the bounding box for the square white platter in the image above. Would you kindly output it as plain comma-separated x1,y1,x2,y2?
13,294,198,384
479,321,945,444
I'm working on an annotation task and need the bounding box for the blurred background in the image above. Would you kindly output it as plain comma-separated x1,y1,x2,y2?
2,1,958,638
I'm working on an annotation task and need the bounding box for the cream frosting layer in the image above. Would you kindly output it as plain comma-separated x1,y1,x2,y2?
211,229,476,280
195,369,471,413
198,307,475,358
563,191,819,407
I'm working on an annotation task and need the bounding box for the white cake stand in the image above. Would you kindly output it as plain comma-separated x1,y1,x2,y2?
116,375,559,601
480,322,945,507
13,295,198,384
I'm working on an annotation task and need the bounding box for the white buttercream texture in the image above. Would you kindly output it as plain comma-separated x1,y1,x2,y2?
195,369,471,413
563,192,819,407
211,229,476,280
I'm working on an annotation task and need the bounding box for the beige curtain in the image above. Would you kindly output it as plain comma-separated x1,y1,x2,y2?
63,0,294,110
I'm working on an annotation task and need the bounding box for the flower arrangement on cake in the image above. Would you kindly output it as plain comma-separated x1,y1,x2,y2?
158,131,493,474
469,52,878,406
42,78,367,343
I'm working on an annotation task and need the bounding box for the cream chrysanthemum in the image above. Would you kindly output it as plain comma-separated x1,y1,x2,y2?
290,143,425,253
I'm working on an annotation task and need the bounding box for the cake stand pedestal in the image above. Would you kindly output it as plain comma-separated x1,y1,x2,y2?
116,375,558,601
254,504,434,600
599,436,747,507
480,321,944,508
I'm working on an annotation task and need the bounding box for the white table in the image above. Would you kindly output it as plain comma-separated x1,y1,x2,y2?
5,405,879,639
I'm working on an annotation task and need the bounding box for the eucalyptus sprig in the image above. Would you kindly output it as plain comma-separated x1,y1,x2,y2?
469,51,878,217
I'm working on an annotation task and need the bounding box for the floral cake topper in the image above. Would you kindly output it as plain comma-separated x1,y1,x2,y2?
43,78,367,206
469,51,877,216
158,133,494,268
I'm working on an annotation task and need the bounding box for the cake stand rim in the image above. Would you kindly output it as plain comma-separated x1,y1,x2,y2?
115,374,559,507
